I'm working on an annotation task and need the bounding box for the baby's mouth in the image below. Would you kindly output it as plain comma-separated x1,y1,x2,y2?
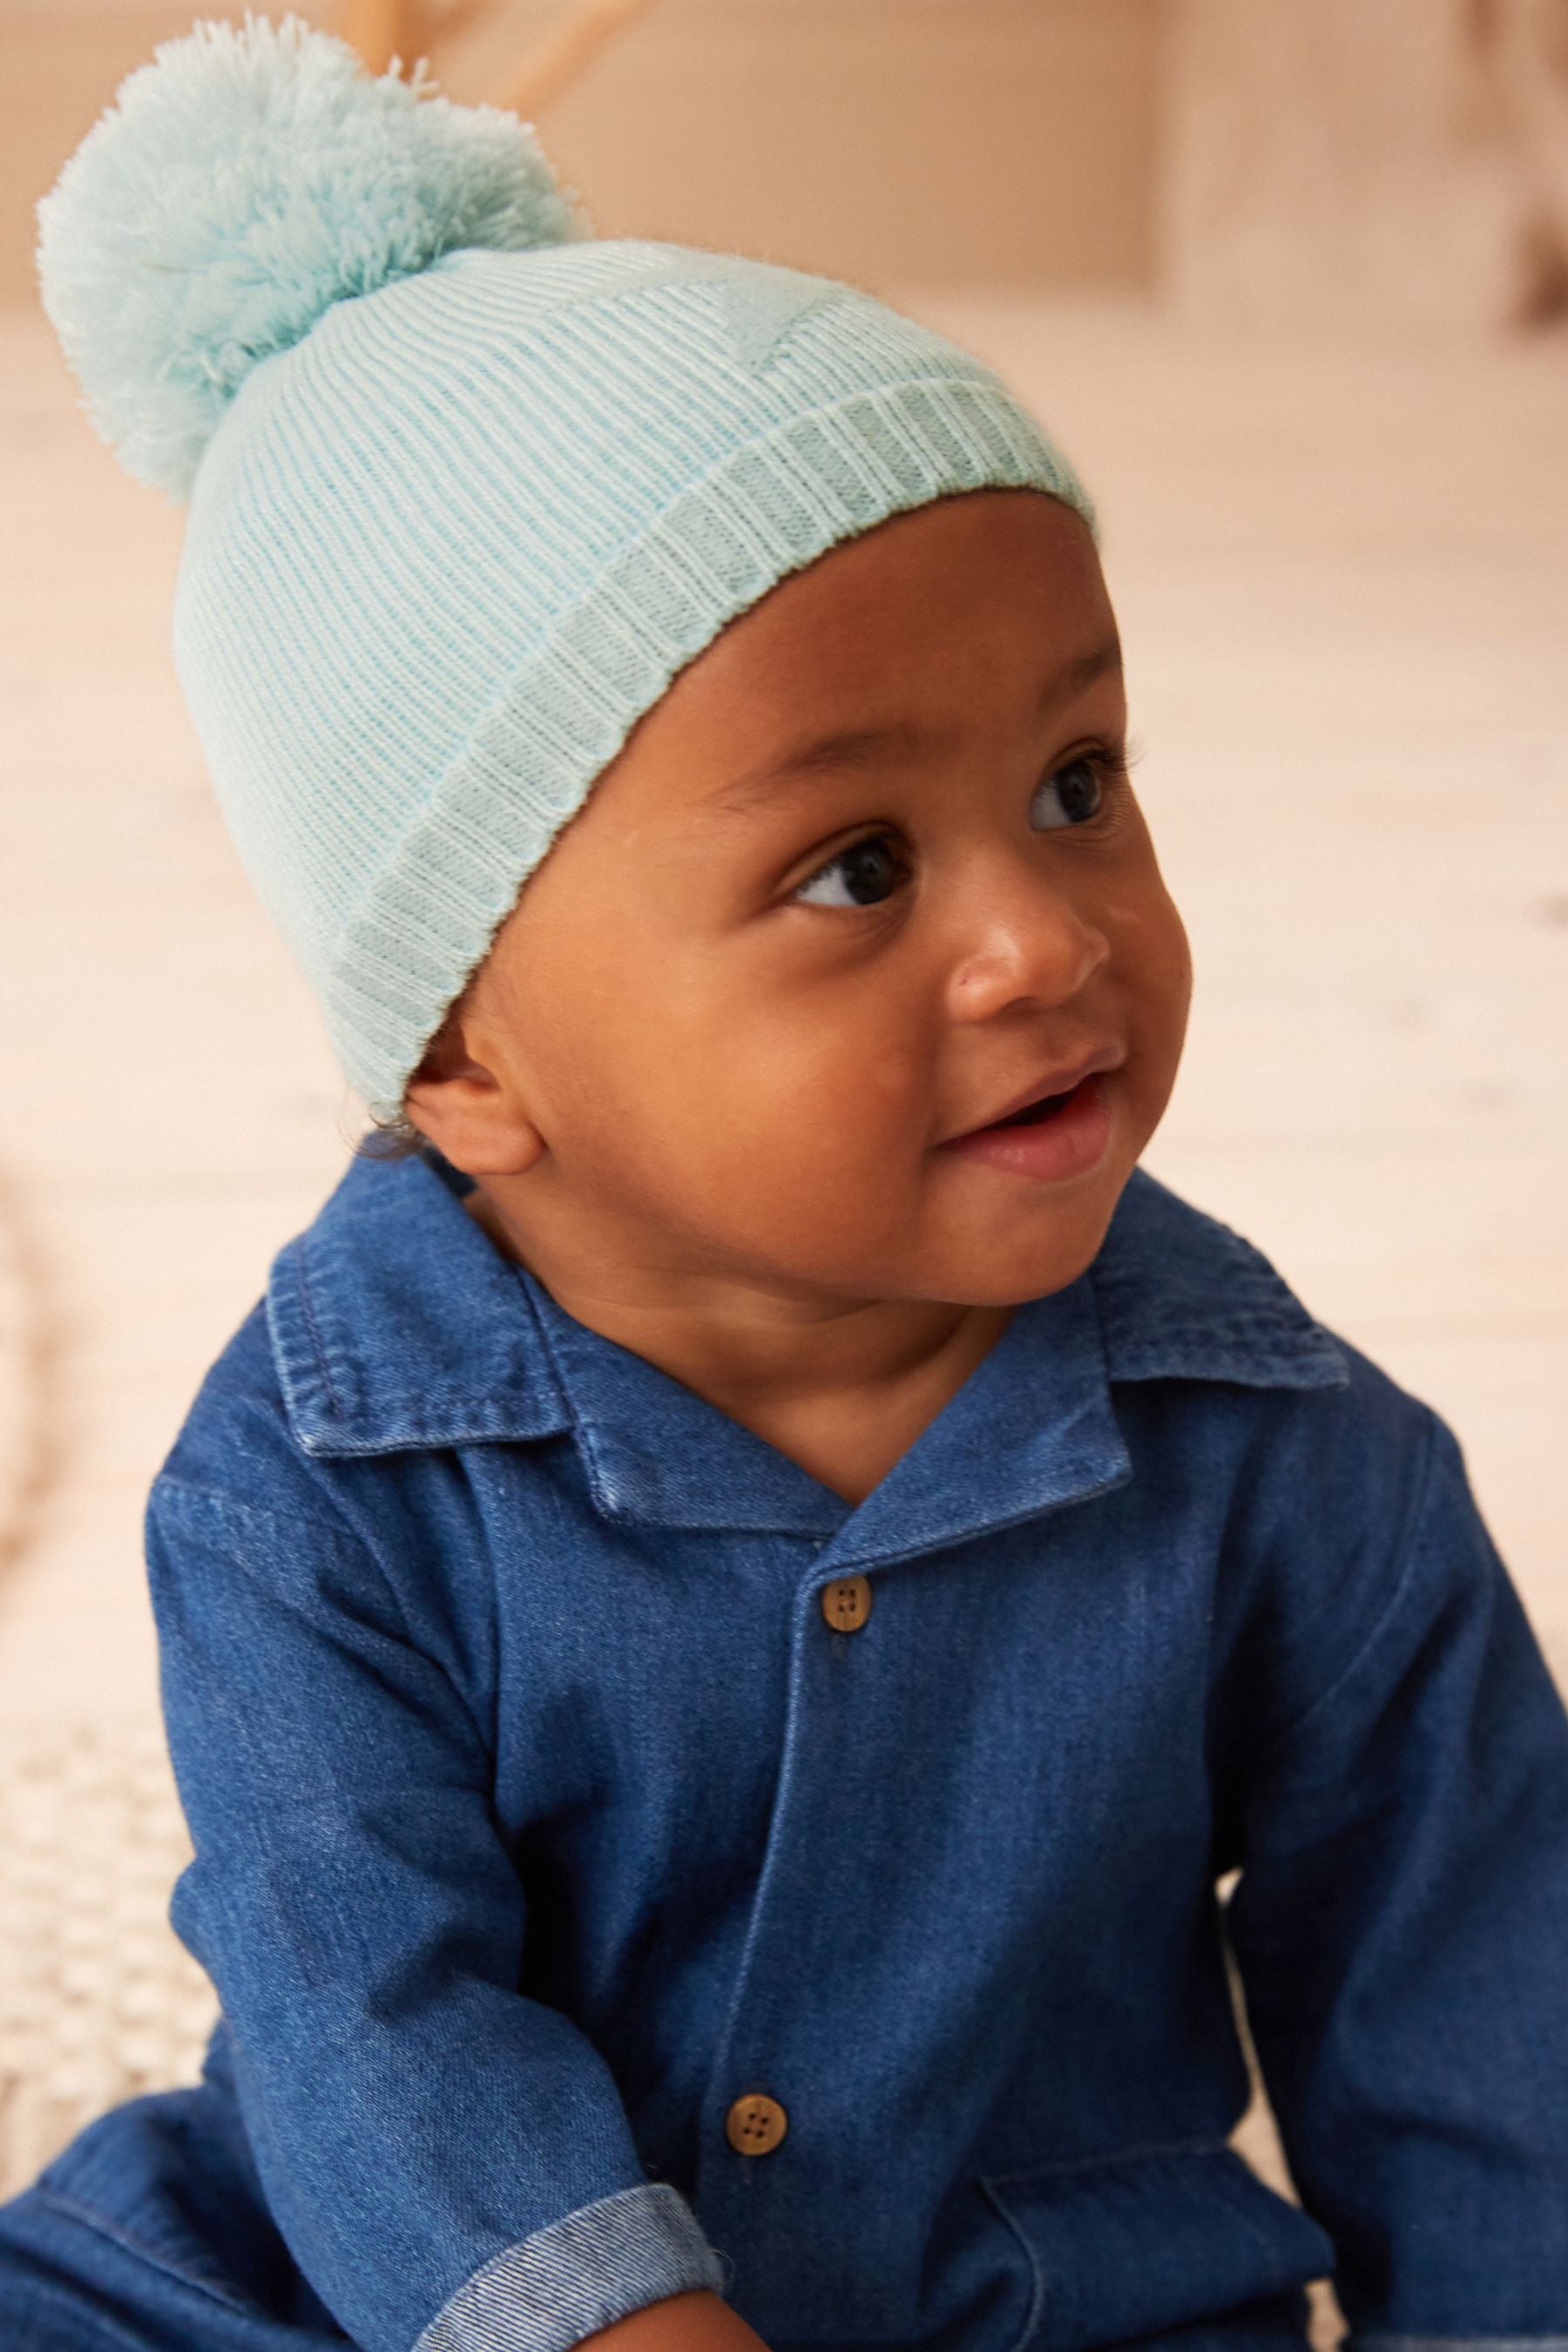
988,1082,1076,1129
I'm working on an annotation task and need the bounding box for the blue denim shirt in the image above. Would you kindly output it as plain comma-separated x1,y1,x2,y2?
129,1144,1568,2352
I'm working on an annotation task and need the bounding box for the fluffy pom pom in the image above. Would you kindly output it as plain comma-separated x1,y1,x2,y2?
35,10,587,500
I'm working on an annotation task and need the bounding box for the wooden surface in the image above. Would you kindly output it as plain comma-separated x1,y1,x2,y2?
2,294,1565,1727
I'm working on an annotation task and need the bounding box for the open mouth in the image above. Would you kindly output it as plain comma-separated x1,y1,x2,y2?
989,1080,1078,1129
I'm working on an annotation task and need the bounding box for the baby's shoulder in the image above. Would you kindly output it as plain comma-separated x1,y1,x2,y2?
143,1151,564,1646
152,1291,340,1531
1096,1165,1442,1517
1101,1176,1483,1711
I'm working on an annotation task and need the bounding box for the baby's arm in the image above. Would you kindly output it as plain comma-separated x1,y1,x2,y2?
145,1467,740,2352
583,2289,770,2349
1221,1388,1568,2328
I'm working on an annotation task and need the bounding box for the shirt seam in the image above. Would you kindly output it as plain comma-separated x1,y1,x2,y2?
152,1470,373,1556
148,1472,496,1764
982,2131,1234,2183
30,2186,260,2321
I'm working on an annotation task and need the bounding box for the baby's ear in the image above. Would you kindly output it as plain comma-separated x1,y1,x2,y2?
409,998,479,1086
402,999,544,1178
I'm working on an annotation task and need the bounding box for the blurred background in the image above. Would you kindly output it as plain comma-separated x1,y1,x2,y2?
2,0,1565,2306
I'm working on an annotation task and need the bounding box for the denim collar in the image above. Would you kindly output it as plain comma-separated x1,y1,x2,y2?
264,1146,1348,1559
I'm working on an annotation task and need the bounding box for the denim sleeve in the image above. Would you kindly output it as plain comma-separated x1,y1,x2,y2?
144,1475,729,2352
1226,1407,1568,2341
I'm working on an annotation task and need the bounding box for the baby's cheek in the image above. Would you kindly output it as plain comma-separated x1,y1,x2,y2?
1114,879,1191,995
1158,900,1196,1017
1107,896,1192,1120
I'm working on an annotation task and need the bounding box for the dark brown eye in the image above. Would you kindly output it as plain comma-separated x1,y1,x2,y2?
791,834,906,909
1031,756,1104,831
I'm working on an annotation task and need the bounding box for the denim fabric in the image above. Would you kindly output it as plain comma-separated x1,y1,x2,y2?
2,1143,1565,2352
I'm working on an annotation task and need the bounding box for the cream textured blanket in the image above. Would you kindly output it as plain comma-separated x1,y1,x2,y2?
0,1717,215,2200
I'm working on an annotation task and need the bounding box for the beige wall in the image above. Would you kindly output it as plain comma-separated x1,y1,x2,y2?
1162,0,1565,333
3,0,1160,308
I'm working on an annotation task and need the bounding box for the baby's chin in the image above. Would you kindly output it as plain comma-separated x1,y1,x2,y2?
752,1175,1132,1314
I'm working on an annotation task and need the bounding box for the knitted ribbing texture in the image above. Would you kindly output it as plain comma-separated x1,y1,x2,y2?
171,239,1096,1119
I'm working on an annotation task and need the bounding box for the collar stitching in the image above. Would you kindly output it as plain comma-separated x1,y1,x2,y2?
294,1233,348,1424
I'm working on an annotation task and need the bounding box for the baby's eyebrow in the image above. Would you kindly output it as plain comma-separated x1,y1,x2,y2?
705,636,1123,820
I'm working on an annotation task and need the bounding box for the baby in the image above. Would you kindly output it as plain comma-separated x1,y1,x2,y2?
7,17,1567,2352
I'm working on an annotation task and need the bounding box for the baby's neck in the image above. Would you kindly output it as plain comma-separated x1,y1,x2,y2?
458,1185,1012,1507
721,1320,1012,1505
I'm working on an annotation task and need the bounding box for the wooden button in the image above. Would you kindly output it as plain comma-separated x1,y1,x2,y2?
820,1575,873,1632
725,2092,788,2155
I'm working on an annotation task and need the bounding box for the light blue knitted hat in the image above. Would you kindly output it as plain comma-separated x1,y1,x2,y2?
37,12,1096,1122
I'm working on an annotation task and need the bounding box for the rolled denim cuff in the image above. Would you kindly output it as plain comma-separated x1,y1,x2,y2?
415,2181,730,2352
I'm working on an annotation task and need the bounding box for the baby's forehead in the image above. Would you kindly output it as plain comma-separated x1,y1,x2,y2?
634,491,1116,753
598,639,1125,863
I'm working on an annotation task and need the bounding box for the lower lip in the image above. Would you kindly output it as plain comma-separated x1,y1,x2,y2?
940,1071,1115,1180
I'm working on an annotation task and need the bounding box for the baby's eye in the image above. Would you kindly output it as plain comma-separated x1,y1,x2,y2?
791,834,908,911
788,752,1125,911
1030,754,1105,831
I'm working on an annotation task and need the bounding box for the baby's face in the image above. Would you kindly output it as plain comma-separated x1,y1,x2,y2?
417,488,1191,1309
